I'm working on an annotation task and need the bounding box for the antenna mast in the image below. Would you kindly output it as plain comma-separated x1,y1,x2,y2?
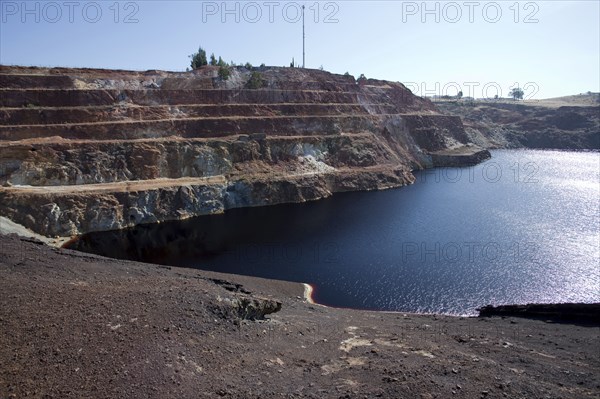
302,5,305,68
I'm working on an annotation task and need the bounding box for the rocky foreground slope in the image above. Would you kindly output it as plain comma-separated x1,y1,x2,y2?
0,65,488,238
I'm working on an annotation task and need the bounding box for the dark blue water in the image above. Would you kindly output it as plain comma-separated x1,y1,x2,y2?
68,150,600,315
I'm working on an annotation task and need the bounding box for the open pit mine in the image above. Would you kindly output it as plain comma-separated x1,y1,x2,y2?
0,65,489,238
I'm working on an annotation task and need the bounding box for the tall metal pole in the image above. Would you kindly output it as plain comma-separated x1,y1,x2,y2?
302,5,305,68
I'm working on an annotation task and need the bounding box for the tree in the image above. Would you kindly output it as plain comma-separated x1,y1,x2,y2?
290,58,295,68
244,62,253,69
357,74,367,84
510,87,524,100
217,56,227,68
457,91,463,99
190,47,208,69
209,53,217,66
246,71,265,89
218,65,231,81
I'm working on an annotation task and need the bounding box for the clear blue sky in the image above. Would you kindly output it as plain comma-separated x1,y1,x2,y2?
1,0,598,99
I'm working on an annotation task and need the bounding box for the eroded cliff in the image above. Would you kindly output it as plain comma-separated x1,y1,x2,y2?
0,66,488,237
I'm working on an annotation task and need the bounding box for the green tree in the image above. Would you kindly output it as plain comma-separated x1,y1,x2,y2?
218,65,231,81
209,53,217,66
190,47,208,69
457,91,463,99
246,71,265,89
217,56,227,68
510,87,524,100
244,62,253,69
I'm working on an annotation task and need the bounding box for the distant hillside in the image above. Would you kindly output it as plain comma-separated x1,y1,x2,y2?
529,93,600,108
436,97,600,150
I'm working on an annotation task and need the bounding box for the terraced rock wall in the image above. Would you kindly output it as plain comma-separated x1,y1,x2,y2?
0,65,488,237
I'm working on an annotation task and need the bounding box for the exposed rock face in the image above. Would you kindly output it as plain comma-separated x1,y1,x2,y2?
214,295,282,321
0,66,489,237
430,146,493,167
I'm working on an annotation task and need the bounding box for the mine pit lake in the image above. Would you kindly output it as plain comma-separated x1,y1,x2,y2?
67,150,600,315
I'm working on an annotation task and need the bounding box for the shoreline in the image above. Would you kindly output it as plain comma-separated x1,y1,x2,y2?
0,145,492,239
302,279,600,321
11,148,598,245
5,212,598,320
